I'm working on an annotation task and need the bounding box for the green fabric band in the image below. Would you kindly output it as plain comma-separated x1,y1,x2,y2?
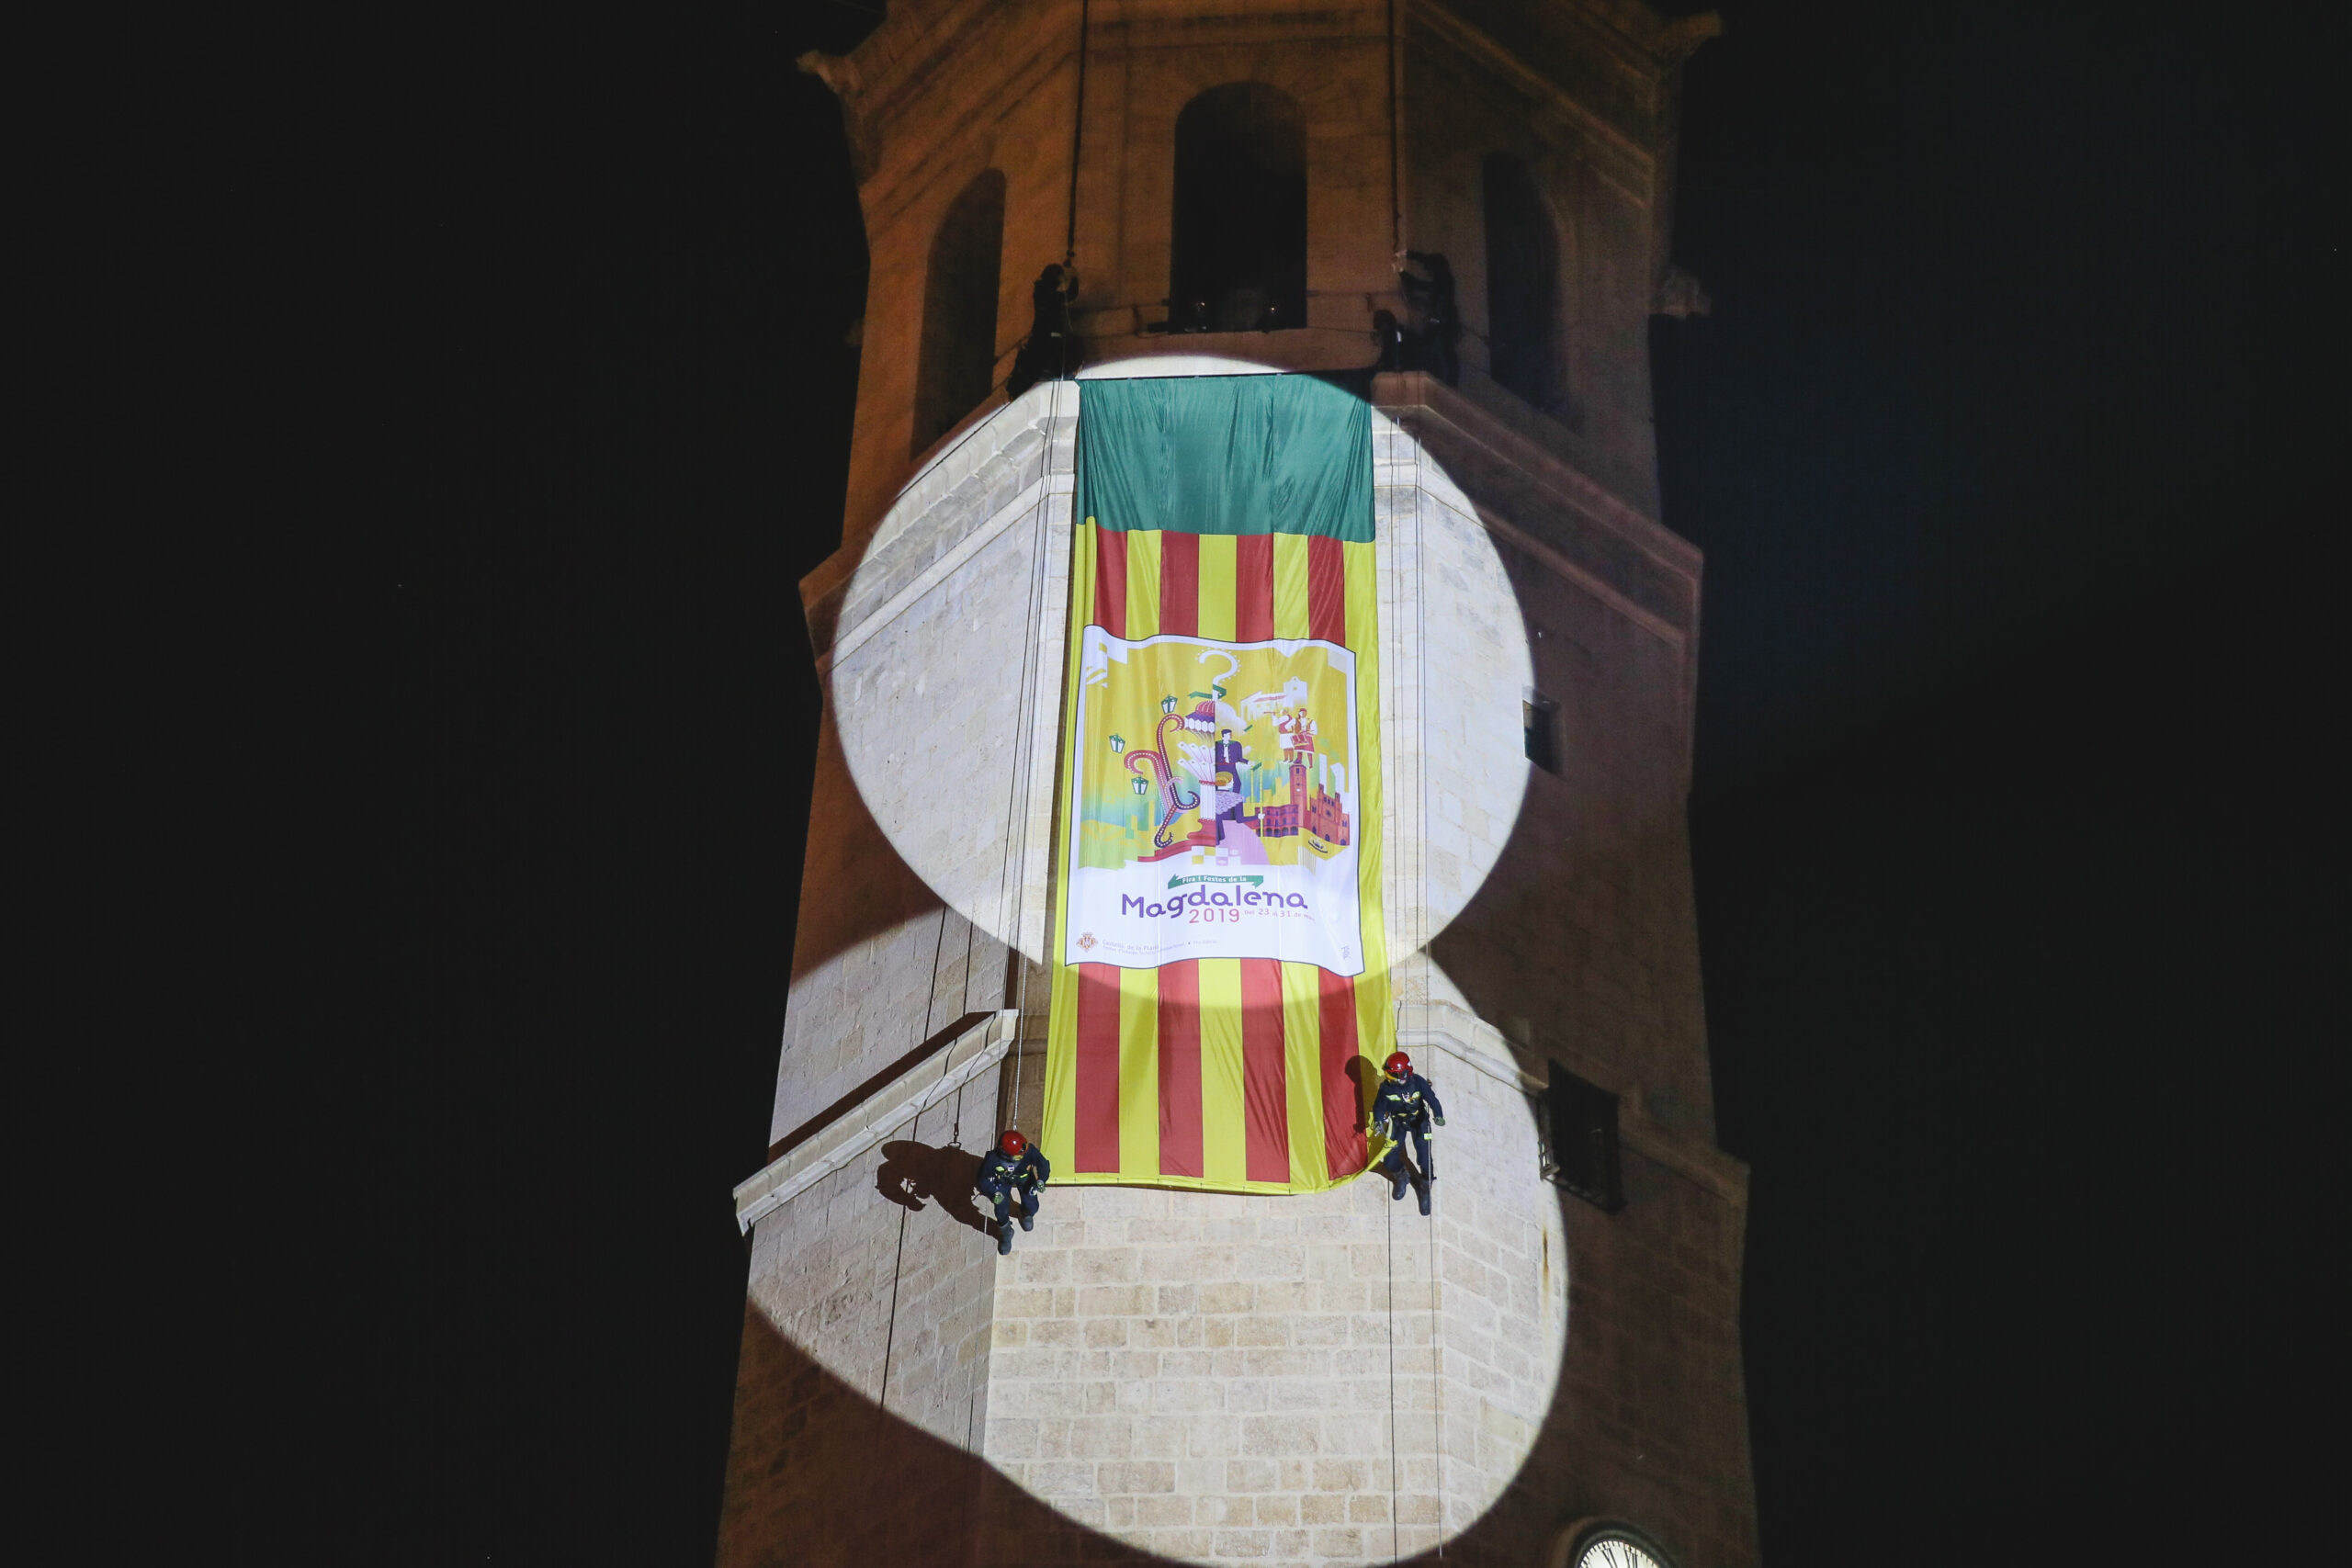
1077,374,1374,540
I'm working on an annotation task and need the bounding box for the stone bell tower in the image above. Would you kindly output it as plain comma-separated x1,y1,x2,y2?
719,4,1756,1566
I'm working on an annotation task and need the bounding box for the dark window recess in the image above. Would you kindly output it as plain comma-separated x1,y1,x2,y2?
1170,83,1307,333
1539,1063,1623,1212
1482,153,1560,412
1523,693,1558,773
912,169,1007,457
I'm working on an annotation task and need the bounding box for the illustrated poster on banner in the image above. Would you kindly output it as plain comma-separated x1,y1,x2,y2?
1063,629,1363,976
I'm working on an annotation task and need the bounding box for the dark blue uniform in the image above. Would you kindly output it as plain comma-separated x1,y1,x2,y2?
1398,253,1461,386
1372,1071,1444,1202
977,1145,1051,1252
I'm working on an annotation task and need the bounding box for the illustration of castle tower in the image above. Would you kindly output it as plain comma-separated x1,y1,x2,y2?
1287,737,1309,839
721,5,1753,1566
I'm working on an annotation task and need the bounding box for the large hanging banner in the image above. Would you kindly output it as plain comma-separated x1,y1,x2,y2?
1043,375,1390,1193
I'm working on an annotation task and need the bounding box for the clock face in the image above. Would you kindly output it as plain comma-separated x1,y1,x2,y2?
1577,1537,1662,1568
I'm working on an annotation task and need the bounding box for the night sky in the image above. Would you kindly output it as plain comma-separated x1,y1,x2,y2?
106,3,2335,1563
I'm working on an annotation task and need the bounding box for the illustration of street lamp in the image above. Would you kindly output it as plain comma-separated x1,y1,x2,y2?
1126,696,1200,850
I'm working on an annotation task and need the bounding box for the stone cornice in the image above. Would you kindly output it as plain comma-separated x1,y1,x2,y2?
809,1,1716,205
1411,1,1661,179
808,372,1703,768
1374,370,1702,779
734,1009,1022,1235
1648,8,1724,68
1378,372,1696,585
809,1,1076,226
1564,0,1723,71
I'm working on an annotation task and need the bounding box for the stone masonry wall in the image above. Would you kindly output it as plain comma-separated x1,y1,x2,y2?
820,3,1695,561
979,1043,1566,1567
719,1071,1006,1566
729,372,1756,1566
754,2,1754,1559
771,386,1075,1145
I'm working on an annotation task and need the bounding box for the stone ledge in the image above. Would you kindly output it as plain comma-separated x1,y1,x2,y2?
734,1009,1020,1234
807,380,1079,666
1374,370,1699,596
1075,330,1381,378
828,470,1067,670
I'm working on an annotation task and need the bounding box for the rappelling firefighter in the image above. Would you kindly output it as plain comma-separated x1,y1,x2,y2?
1396,251,1462,387
1372,1051,1445,1215
1007,263,1082,398
977,1128,1051,1256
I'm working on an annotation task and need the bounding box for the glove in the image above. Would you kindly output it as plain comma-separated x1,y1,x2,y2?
1433,1115,1445,1127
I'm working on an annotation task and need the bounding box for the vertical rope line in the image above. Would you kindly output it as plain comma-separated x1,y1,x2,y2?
877,1126,914,1412
1415,418,1447,1555
1386,1195,1400,1562
1064,0,1089,262
927,899,951,1038
989,441,1033,1131
956,1078,983,1452
1004,377,1071,1131
986,525,1027,1131
1429,1168,1446,1554
1058,0,1091,381
1410,423,1430,1067
1386,0,1402,254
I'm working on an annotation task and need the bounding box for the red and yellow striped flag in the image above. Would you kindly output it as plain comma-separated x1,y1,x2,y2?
1042,375,1389,1193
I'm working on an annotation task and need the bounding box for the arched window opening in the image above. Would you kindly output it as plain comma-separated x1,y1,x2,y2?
1170,84,1306,333
1482,154,1560,412
913,170,1007,457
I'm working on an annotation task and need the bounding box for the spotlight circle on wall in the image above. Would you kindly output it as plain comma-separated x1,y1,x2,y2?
831,356,1532,962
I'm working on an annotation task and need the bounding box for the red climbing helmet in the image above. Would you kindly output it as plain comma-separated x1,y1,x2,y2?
999,1129,1029,1157
1383,1051,1411,1078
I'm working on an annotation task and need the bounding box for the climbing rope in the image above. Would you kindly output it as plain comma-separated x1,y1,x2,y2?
1387,0,1402,256
1001,377,1072,1136
1386,1193,1401,1560
1057,0,1091,383
1065,0,1090,267
1415,415,1447,1557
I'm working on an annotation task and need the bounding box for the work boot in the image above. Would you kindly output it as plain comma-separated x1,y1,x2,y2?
1390,1168,1409,1201
997,1224,1013,1257
1019,1210,1035,1233
1416,1178,1432,1217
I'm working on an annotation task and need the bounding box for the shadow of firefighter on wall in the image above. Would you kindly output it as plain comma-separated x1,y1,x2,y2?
875,1139,991,1235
